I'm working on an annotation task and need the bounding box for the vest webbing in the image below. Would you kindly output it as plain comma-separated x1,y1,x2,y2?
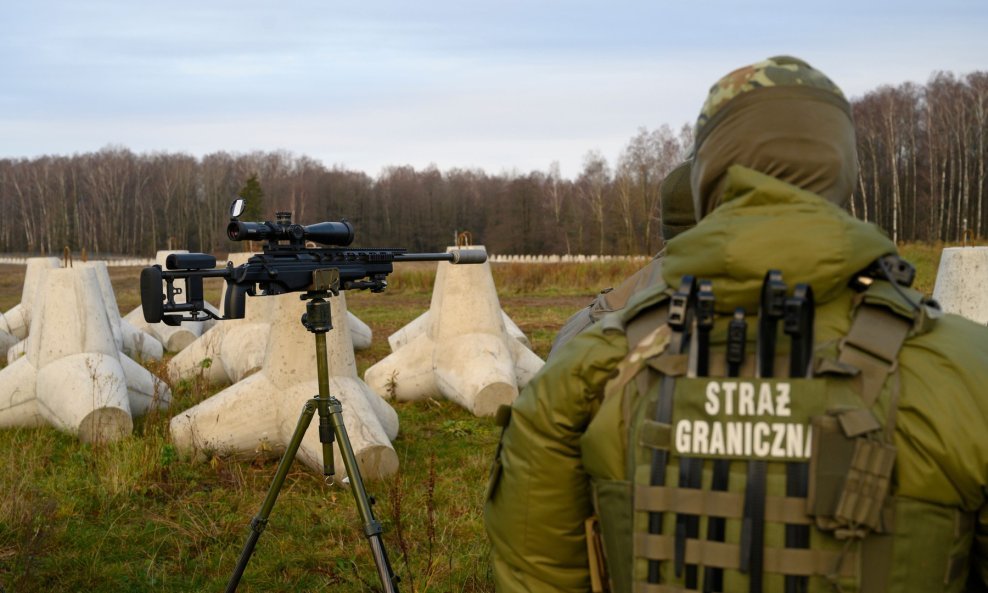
646,281,695,583
622,288,916,592
634,533,856,578
634,485,811,525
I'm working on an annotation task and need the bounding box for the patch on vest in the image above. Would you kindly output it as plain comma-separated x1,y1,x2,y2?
672,378,825,461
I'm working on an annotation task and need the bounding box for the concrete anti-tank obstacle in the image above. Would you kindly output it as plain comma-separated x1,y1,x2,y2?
0,266,171,442
166,252,374,385
364,246,544,417
167,286,275,385
388,309,531,351
84,261,164,362
932,246,988,324
7,261,164,365
0,325,15,355
169,290,399,480
124,250,220,353
0,257,61,341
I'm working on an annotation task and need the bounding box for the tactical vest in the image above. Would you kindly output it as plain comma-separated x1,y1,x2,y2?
583,271,974,593
550,256,667,360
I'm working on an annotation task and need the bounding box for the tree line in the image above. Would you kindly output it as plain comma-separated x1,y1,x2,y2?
1,70,985,257
853,71,988,243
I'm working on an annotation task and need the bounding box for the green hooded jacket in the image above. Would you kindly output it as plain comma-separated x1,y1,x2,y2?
484,166,988,592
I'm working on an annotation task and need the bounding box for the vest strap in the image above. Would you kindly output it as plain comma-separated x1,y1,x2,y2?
647,353,689,377
634,485,811,525
836,407,880,437
634,583,689,593
837,304,911,406
634,582,689,593
639,420,672,450
635,533,857,578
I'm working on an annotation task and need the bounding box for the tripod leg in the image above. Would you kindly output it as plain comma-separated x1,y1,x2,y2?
225,399,318,593
326,396,401,593
310,304,399,592
225,296,399,592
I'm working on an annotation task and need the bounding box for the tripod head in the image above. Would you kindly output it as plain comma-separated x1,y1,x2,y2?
140,199,486,326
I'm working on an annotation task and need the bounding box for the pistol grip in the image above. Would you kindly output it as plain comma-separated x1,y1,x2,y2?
225,283,248,319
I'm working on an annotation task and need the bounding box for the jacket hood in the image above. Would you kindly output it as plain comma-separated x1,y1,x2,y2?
691,86,858,219
660,159,696,241
664,165,896,312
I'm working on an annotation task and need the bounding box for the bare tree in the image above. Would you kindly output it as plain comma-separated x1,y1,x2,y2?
2,72,987,257
542,161,571,254
578,150,611,255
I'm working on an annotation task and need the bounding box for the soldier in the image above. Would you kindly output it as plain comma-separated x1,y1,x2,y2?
548,159,696,358
484,56,988,593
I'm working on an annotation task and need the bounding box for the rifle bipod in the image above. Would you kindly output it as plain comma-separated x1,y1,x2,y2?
225,280,400,593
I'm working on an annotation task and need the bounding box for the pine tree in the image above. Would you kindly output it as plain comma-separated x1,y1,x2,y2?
236,173,266,251
237,173,266,221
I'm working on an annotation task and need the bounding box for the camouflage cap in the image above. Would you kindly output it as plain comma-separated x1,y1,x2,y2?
695,56,848,145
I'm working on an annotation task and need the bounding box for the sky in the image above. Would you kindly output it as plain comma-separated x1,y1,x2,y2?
1,0,986,179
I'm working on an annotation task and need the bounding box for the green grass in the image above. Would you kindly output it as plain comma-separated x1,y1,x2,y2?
0,261,594,593
0,246,960,591
897,242,954,296
0,385,499,592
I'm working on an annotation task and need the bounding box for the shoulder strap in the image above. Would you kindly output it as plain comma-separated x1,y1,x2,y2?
837,280,928,406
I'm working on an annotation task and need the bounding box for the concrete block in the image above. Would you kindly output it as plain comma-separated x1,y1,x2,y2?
365,246,544,417
0,326,15,356
0,357,42,428
37,352,132,443
0,257,60,340
933,246,988,324
83,261,164,361
388,310,530,351
6,340,26,365
169,291,399,480
0,266,170,442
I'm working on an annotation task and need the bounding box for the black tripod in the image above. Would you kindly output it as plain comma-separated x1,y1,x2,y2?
225,269,400,593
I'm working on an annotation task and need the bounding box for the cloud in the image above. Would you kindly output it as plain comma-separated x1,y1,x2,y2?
1,0,986,179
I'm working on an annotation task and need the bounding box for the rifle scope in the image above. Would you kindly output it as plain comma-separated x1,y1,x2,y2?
227,212,355,247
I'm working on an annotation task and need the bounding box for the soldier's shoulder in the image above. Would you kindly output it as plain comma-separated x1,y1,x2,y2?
869,282,988,381
911,308,988,356
599,280,673,337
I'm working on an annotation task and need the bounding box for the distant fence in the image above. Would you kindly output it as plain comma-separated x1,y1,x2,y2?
0,256,154,266
0,253,650,266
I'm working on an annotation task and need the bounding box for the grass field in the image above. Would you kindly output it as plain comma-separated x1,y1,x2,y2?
0,244,959,591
